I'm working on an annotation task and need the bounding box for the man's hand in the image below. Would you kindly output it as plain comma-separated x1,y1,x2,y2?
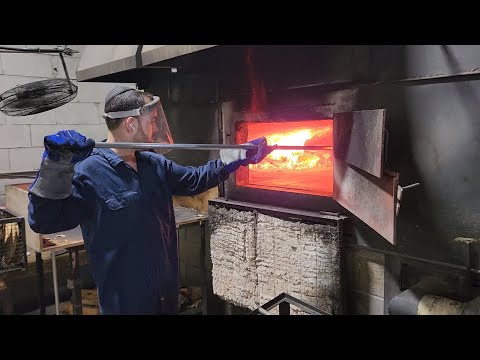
44,130,95,164
242,137,272,165
220,137,273,174
29,130,95,200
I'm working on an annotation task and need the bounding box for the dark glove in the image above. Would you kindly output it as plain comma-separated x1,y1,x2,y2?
29,130,95,199
220,137,273,174
44,130,95,163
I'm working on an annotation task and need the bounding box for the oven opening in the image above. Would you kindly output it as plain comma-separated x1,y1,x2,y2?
235,119,334,196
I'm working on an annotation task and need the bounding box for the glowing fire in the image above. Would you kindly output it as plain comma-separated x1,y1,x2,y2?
236,120,334,196
252,127,333,171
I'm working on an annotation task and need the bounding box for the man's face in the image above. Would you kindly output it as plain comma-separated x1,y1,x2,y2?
133,99,159,143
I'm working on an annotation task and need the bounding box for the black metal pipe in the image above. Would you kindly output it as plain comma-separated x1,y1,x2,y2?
226,71,480,99
345,243,478,273
278,301,290,315
388,289,425,315
389,287,480,315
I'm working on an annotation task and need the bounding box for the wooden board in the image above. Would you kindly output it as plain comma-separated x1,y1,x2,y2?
174,206,208,227
172,187,218,213
334,109,386,178
40,226,84,252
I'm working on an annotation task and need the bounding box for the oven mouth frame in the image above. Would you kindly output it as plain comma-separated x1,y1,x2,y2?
221,97,350,214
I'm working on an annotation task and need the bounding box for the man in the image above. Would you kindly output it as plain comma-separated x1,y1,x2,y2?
27,86,272,315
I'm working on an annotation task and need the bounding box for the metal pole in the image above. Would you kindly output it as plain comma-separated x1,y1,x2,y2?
346,243,473,272
68,248,82,315
94,142,332,152
51,250,60,315
0,46,78,55
35,252,45,315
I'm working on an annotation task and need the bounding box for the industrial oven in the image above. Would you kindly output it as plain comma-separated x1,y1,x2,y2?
208,85,400,314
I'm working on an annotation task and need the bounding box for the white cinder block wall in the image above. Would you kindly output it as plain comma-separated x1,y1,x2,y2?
0,45,136,204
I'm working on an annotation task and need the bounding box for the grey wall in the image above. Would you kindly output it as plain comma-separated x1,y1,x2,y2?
0,45,135,205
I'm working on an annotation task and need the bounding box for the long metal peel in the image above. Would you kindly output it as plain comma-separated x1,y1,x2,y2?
94,142,332,152
0,143,332,179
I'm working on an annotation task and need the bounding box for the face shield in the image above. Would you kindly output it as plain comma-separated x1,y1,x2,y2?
103,95,174,154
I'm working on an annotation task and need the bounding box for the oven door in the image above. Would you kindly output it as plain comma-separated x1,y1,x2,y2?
333,109,399,244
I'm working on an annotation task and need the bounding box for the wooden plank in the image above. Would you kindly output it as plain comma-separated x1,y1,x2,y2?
334,160,399,244
40,226,84,252
172,187,218,213
174,206,208,227
81,289,99,307
334,109,385,178
60,302,99,315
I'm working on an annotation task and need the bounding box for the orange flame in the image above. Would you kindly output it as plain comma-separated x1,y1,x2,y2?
236,119,334,196
252,127,333,171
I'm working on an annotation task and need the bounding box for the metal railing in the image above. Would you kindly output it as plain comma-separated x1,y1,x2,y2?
249,292,331,315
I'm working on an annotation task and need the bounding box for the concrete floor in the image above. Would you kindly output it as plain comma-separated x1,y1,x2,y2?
23,303,60,315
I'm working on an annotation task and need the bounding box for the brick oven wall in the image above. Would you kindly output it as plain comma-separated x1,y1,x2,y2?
209,205,343,315
0,45,136,205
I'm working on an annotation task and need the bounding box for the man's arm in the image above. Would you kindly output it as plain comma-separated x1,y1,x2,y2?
27,130,95,234
164,137,272,196
28,172,93,234
165,158,229,196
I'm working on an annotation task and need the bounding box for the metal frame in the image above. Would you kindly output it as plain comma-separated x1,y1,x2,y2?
0,210,28,274
36,245,84,315
0,46,78,55
249,293,331,315
176,216,209,315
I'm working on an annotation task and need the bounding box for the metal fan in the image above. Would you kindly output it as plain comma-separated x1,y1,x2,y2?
0,46,79,116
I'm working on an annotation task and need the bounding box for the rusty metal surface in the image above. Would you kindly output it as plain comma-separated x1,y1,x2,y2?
334,109,386,178
334,160,399,244
209,197,346,225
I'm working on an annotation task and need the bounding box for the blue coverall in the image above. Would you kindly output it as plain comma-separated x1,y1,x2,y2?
28,146,230,315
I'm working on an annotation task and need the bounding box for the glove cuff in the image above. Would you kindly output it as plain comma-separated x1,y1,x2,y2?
220,148,247,174
219,148,246,165
29,158,75,199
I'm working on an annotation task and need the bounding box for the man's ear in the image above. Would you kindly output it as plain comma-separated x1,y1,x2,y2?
125,117,137,132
